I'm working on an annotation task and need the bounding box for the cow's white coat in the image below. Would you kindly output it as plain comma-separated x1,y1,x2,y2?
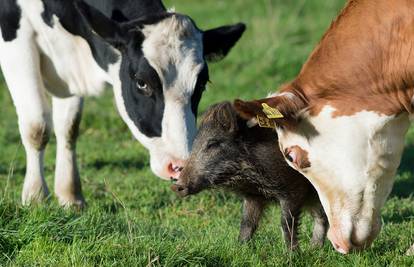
0,0,205,205
276,99,410,251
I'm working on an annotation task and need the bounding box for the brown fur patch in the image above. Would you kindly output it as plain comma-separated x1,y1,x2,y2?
29,123,50,150
292,0,414,117
285,145,311,169
234,89,307,130
67,110,82,149
240,0,414,121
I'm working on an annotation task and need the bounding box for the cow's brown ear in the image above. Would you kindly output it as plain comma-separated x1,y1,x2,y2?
234,94,307,125
233,93,306,130
233,99,264,120
233,97,287,120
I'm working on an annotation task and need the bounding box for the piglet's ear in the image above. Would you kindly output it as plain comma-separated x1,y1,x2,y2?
201,102,240,133
203,23,246,61
75,1,126,49
212,102,240,133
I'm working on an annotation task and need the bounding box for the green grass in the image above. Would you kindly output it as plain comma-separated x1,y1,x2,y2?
1,0,414,266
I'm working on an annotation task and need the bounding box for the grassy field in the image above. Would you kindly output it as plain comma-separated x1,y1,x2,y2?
1,0,414,266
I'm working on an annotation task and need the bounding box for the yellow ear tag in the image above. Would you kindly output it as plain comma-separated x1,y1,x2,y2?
256,115,275,129
261,103,284,119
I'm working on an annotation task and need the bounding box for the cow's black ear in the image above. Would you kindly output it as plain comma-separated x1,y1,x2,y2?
75,1,126,49
203,23,246,62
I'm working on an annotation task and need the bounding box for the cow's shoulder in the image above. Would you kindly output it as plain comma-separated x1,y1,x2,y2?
84,0,166,21
39,0,118,71
0,0,22,41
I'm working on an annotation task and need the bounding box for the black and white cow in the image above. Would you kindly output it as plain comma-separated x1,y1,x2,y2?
0,0,245,207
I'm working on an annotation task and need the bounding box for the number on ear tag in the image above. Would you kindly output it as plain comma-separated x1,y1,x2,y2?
256,115,275,129
262,103,284,119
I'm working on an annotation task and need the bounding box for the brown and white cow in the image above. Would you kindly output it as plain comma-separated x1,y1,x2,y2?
235,0,414,254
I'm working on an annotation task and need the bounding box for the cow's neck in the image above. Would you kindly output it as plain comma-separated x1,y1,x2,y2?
40,0,166,72
40,0,118,72
287,0,414,117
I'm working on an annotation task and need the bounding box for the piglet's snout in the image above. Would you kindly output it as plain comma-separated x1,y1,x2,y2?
170,183,190,197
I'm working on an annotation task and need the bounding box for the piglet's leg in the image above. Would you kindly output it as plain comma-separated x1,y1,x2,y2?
310,204,328,247
239,196,266,242
280,200,301,250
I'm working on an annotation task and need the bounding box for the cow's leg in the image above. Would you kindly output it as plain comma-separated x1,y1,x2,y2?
239,196,266,242
0,19,51,204
52,96,85,208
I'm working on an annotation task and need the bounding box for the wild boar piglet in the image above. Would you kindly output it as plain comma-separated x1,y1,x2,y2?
171,102,328,250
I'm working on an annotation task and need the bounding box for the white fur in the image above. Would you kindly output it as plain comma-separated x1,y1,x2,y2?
276,104,410,250
0,0,113,206
20,0,111,96
0,9,51,204
52,96,84,207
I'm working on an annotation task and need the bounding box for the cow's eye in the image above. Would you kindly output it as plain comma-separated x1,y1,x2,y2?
136,79,152,96
284,149,294,163
286,153,293,163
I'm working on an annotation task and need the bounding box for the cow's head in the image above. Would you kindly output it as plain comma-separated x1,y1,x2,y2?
76,2,245,179
234,92,410,254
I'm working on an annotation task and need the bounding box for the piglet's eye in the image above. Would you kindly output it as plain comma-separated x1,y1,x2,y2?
206,140,221,149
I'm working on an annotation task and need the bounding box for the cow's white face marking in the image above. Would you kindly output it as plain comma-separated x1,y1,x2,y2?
276,105,410,252
113,14,205,179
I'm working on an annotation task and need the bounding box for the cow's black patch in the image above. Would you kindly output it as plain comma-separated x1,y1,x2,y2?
191,64,209,116
73,1,170,137
120,33,164,137
0,0,21,42
84,0,166,22
40,0,119,71
39,0,169,72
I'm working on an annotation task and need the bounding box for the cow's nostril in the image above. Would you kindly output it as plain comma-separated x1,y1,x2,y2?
172,164,183,172
167,162,185,179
